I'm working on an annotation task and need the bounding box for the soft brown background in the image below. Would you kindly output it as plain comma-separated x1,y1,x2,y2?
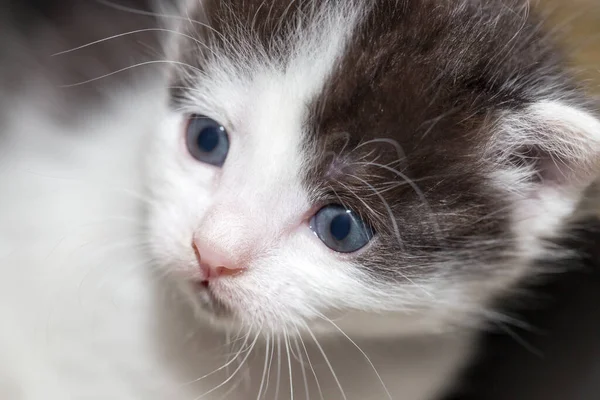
541,0,600,94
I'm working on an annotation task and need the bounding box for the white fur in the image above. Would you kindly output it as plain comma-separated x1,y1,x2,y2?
3,3,600,400
149,0,483,341
146,3,600,395
0,82,472,400
0,88,191,399
146,1,384,335
0,3,473,400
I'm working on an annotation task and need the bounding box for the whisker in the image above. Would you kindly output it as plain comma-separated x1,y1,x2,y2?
179,326,254,388
340,175,406,251
94,0,233,47
59,60,203,88
225,330,233,377
52,28,205,56
256,334,271,400
355,138,408,166
195,329,261,399
275,336,282,400
95,0,176,18
354,162,443,242
263,332,277,399
215,374,244,400
302,321,347,400
494,320,544,358
285,329,294,400
292,328,311,400
316,312,392,400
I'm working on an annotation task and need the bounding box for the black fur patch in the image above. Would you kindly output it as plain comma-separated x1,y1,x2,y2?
171,0,588,282
303,0,582,280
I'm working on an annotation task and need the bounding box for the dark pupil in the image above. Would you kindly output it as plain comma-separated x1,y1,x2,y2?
330,213,352,241
196,127,220,152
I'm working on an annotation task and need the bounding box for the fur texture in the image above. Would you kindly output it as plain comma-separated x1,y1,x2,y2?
1,1,599,400
159,0,600,337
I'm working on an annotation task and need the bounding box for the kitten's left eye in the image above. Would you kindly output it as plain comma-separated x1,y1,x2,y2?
185,115,230,167
309,205,374,253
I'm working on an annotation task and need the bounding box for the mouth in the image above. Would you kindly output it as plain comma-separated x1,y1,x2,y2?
190,280,235,321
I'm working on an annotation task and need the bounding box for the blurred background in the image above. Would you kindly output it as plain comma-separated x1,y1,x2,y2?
544,0,600,94
0,1,599,399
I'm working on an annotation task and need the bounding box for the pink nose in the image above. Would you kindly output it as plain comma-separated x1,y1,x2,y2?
192,239,245,280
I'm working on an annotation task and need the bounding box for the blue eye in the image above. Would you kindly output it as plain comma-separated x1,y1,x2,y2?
186,115,229,167
309,205,374,253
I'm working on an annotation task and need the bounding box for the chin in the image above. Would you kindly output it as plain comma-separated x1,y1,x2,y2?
174,278,242,332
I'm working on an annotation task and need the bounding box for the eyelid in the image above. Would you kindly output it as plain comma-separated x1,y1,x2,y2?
310,193,379,233
304,224,377,258
182,108,235,133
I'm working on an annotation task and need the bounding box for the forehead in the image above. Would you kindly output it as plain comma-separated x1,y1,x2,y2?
172,0,366,183
175,0,550,162
170,1,368,217
171,0,553,240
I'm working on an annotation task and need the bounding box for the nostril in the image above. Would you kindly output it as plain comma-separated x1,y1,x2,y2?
214,266,244,277
192,240,202,264
192,238,245,280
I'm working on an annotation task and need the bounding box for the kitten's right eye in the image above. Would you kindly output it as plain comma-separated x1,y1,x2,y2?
185,115,230,167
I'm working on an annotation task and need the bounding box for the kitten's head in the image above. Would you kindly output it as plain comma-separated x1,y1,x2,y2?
145,0,600,337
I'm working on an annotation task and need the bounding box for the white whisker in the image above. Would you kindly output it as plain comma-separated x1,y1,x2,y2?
195,330,261,399
354,162,443,242
316,312,392,400
274,336,282,400
179,327,253,388
94,0,232,46
291,329,311,400
285,330,294,400
294,325,324,400
52,29,205,56
303,322,347,400
59,60,202,88
256,334,271,400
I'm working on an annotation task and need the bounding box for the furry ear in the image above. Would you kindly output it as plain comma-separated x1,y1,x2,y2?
489,100,600,245
494,101,600,188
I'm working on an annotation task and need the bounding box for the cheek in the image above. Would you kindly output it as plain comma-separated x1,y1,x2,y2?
216,231,369,318
145,116,217,269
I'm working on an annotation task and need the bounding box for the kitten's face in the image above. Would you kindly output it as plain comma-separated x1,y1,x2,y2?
145,0,600,337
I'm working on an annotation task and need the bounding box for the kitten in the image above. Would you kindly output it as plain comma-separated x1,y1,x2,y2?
144,0,600,398
1,0,599,399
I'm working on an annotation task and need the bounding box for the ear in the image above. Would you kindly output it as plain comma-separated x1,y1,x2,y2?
494,101,600,185
489,100,600,245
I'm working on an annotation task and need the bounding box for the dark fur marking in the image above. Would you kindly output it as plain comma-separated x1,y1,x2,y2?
170,0,588,282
